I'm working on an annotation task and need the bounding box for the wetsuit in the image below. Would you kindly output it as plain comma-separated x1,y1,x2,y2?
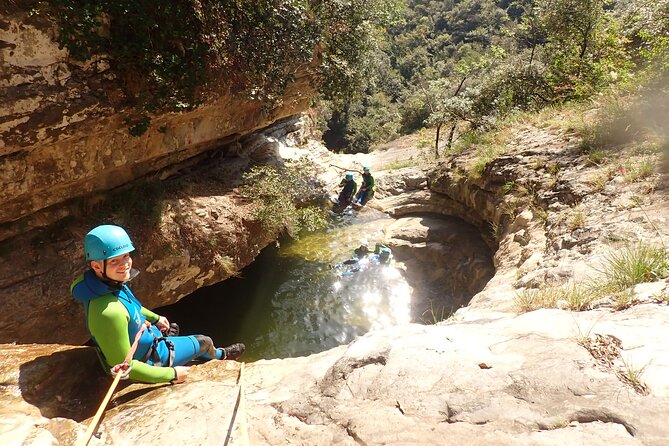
71,270,217,383
353,247,369,258
356,173,375,205
338,179,357,204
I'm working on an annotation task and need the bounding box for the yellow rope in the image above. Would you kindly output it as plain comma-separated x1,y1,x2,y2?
77,323,148,446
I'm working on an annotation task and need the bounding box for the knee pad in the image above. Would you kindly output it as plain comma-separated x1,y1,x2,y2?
194,335,214,354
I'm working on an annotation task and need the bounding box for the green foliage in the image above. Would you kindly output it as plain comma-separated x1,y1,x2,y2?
599,243,669,292
124,115,151,137
340,93,402,153
315,0,404,106
41,0,401,120
241,159,328,238
324,0,669,153
532,0,632,98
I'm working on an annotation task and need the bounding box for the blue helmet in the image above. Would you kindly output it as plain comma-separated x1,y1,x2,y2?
84,225,135,261
345,173,354,180
363,166,370,172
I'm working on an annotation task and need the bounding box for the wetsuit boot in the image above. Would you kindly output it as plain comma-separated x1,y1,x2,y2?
216,343,246,360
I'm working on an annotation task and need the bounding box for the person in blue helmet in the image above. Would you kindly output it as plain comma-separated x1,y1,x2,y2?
71,224,245,384
337,172,358,205
354,166,375,206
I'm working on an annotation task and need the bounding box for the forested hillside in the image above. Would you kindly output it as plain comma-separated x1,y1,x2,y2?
325,0,669,154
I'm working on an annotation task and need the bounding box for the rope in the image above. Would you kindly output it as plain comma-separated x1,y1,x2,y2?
77,323,148,446
330,164,362,174
238,362,250,446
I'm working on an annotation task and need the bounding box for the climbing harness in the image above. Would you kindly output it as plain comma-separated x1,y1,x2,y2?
140,335,175,367
77,322,148,446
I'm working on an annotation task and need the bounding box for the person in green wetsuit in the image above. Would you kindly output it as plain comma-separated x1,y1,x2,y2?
355,166,375,206
71,224,245,384
353,241,370,259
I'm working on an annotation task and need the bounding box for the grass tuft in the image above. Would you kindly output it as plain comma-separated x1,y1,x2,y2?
514,287,560,313
599,243,669,292
515,283,595,313
622,158,655,182
381,158,419,171
615,357,650,395
568,208,587,230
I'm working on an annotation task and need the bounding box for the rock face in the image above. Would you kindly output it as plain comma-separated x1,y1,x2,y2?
385,215,495,319
0,11,313,238
3,305,669,445
0,116,318,345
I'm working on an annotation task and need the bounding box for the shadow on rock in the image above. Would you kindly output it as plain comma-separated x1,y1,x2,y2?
18,347,117,422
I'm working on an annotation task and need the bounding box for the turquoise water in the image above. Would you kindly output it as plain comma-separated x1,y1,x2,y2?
158,208,412,361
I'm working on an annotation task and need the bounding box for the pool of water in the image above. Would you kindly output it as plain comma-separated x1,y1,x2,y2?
158,208,412,361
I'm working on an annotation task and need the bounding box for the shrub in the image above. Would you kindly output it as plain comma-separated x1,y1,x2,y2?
241,158,328,238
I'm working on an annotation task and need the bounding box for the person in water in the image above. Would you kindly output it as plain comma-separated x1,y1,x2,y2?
353,242,370,258
377,247,392,265
354,166,375,206
71,224,245,384
338,172,358,205
340,242,370,266
330,242,391,274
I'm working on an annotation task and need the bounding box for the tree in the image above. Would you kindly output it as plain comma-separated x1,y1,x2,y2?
534,0,630,97
422,48,498,157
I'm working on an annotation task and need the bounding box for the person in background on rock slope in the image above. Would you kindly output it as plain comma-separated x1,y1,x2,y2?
338,172,358,205
355,166,375,206
71,224,245,385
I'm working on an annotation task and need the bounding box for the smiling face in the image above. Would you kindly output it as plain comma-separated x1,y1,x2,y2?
91,253,133,282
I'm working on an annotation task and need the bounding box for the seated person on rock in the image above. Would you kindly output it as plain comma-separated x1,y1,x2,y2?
354,166,375,206
71,224,245,385
337,172,358,205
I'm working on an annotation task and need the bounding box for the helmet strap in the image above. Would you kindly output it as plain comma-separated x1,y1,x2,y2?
101,259,124,290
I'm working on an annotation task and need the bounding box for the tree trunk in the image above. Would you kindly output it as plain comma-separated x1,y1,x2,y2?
434,122,442,158
446,121,457,150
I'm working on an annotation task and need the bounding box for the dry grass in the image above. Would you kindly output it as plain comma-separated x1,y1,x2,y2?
622,158,655,182
469,144,508,179
587,172,610,192
514,287,561,312
577,333,649,395
515,283,596,313
568,208,587,230
616,357,650,395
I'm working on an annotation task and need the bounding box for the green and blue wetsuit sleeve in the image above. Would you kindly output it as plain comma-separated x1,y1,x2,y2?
140,306,160,324
88,296,175,384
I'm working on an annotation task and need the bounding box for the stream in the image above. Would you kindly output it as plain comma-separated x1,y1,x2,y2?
158,208,412,361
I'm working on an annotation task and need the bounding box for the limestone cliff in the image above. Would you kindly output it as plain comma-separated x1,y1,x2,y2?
0,10,313,237
0,9,315,344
